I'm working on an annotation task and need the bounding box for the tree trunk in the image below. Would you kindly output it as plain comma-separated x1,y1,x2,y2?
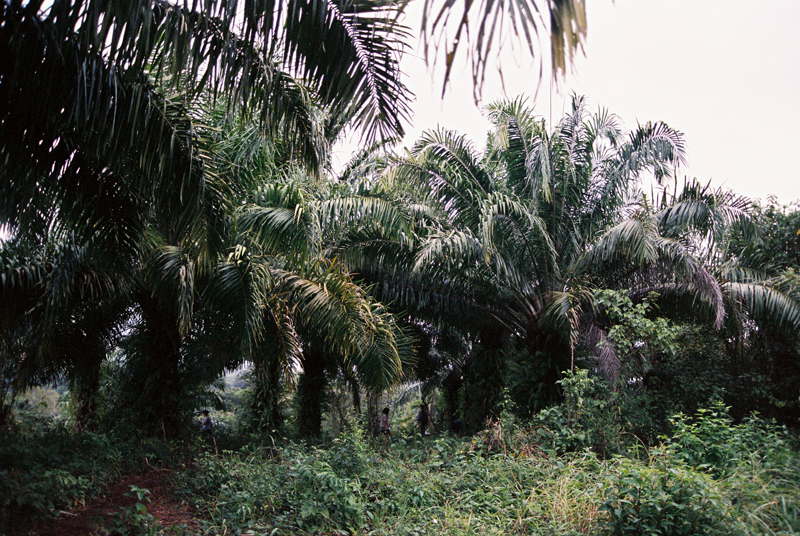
71,346,104,432
464,326,508,427
441,369,463,429
297,345,327,439
127,286,185,437
251,356,284,431
366,391,380,436
348,374,361,417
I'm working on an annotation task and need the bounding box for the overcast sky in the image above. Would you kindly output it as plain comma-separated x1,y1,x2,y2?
335,0,800,205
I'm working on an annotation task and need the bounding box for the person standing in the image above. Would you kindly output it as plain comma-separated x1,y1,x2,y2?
201,409,213,435
416,402,429,436
380,407,392,442
201,409,218,454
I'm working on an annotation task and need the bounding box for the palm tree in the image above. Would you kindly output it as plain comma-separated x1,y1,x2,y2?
651,179,800,336
345,96,725,420
230,173,415,437
1,0,413,433
0,237,128,429
0,0,411,245
652,181,800,417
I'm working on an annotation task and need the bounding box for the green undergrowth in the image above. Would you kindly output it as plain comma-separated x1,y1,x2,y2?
173,407,800,536
0,417,195,534
3,403,799,535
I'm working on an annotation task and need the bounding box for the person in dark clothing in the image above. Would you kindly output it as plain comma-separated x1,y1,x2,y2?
451,418,467,435
201,409,218,453
416,402,429,436
380,407,392,442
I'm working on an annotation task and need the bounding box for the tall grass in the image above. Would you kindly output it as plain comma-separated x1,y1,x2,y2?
174,407,800,535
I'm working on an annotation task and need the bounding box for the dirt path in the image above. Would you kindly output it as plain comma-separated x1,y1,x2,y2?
32,471,201,535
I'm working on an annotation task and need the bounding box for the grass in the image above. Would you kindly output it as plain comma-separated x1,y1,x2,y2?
173,424,800,535
3,404,799,535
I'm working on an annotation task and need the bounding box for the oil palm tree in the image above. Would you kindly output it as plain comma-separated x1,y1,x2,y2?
0,236,128,428
1,0,412,433
386,98,800,419
0,0,411,247
653,179,800,343
229,172,415,437
342,96,721,418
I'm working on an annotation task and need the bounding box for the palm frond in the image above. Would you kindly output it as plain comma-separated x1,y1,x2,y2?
723,281,800,334
144,245,196,338
616,121,687,185
414,0,585,99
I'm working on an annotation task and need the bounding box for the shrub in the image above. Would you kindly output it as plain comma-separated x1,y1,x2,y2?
598,452,732,536
531,369,623,457
320,428,370,478
294,458,364,532
666,401,793,475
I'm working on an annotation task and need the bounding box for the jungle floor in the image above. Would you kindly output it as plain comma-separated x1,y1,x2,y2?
31,471,200,535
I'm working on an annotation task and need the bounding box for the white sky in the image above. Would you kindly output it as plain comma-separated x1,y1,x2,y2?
334,0,800,205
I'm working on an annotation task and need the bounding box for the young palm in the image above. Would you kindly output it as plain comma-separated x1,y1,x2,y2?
654,179,800,338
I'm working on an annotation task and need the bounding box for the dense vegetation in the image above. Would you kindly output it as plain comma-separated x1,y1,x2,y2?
2,0,800,534
3,384,800,534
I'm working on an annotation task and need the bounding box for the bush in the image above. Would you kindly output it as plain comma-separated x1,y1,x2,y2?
531,369,623,457
320,428,370,478
666,401,793,475
294,458,364,532
599,452,732,536
0,418,193,534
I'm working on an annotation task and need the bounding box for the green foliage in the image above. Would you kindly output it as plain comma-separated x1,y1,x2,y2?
4,412,798,536
598,453,731,536
178,425,799,535
596,290,679,354
0,418,189,533
531,369,624,457
667,401,793,475
174,433,371,534
0,426,113,530
320,429,370,478
594,289,681,379
294,458,364,532
1,468,98,530
506,348,564,418
463,343,508,426
105,486,161,536
735,199,800,275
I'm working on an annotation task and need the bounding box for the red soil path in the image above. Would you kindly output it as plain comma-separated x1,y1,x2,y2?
31,471,201,535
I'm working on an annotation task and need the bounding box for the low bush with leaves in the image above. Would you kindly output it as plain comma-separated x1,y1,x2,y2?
531,369,625,457
598,452,732,535
104,485,161,536
175,401,800,535
0,424,118,531
5,399,799,535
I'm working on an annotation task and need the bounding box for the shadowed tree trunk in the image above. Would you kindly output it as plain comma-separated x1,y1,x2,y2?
70,344,105,432
523,321,571,409
122,285,185,438
144,321,183,437
251,356,284,431
297,345,327,439
346,371,361,417
464,326,508,427
441,368,463,430
366,391,380,436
